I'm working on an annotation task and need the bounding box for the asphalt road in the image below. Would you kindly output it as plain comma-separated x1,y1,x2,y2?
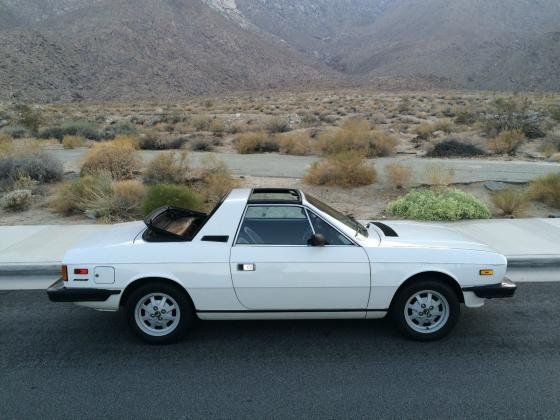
1,283,559,419
48,148,560,184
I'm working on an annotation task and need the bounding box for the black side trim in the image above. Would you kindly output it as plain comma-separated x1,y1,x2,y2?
201,235,229,242
463,278,517,299
46,278,121,303
197,309,387,313
370,222,398,237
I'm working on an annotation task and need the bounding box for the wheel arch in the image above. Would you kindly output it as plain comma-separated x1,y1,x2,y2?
389,271,464,310
119,277,195,309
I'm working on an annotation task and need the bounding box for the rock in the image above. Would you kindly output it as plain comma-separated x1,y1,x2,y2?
0,119,8,128
432,130,445,138
84,210,97,220
484,181,511,192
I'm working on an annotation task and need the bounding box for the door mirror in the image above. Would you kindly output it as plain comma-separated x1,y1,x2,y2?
308,233,327,247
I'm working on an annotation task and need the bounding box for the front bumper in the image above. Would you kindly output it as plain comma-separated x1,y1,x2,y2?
46,278,121,302
462,277,517,299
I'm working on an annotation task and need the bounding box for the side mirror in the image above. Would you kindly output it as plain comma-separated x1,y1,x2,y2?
308,233,327,247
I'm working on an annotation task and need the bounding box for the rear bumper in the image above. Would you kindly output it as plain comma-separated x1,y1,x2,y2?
47,278,121,302
462,277,517,299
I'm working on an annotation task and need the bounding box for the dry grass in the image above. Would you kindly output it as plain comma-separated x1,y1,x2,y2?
81,142,141,180
304,152,377,188
424,164,455,187
52,172,114,216
491,188,529,217
529,172,560,208
142,151,189,185
386,162,412,189
488,129,525,155
277,131,314,155
110,180,147,220
234,131,278,154
196,155,239,204
317,118,396,157
62,135,85,149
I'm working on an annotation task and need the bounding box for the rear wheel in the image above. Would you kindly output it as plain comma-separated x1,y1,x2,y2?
390,279,460,341
126,282,194,344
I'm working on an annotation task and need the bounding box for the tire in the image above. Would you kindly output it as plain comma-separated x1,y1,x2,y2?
125,281,195,344
390,279,460,341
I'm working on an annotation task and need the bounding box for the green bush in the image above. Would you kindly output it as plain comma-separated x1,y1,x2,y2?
38,121,105,141
142,184,203,215
16,105,42,133
387,188,491,221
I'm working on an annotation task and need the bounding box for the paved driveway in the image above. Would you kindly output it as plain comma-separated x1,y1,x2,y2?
1,283,559,419
48,148,560,184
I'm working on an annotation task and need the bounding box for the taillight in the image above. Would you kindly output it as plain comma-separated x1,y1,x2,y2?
61,265,68,281
74,268,89,275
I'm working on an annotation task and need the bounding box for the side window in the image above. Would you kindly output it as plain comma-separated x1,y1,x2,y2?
236,206,313,245
307,211,353,246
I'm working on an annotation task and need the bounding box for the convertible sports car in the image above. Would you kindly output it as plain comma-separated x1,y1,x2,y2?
47,188,516,343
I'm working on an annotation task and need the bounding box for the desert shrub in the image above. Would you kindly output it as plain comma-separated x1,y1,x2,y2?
62,135,85,149
482,97,544,138
424,164,455,187
264,117,290,133
415,122,436,140
540,130,560,157
299,112,319,126
234,131,278,153
387,188,491,221
304,152,376,188
454,108,477,125
38,121,104,141
0,189,32,211
138,134,188,150
491,188,528,217
0,132,12,157
488,129,525,155
190,138,214,151
197,156,238,204
428,139,485,157
52,173,145,221
6,125,29,139
529,172,560,208
209,119,225,137
191,115,212,131
142,184,203,215
81,143,140,180
52,173,114,216
110,180,147,220
143,152,190,185
432,119,454,134
15,104,42,133
113,121,137,135
386,162,412,189
278,131,314,155
317,119,396,157
37,126,65,141
0,152,63,189
550,105,560,123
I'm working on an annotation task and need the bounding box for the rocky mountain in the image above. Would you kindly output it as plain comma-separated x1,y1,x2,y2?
0,0,559,101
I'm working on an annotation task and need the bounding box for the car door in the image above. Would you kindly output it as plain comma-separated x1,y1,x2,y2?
229,204,371,310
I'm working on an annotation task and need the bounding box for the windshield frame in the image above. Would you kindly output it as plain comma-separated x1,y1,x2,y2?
303,193,368,238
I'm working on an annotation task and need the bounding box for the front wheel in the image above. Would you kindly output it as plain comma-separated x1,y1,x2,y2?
126,282,194,344
390,280,460,341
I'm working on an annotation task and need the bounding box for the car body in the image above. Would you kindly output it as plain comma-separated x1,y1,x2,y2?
47,188,516,342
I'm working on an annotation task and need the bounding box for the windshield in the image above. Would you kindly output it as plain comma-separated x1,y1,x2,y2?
305,194,368,237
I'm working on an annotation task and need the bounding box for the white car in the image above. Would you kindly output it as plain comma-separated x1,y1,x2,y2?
48,188,516,343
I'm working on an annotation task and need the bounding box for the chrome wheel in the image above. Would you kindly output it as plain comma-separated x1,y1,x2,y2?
404,289,449,333
134,293,181,337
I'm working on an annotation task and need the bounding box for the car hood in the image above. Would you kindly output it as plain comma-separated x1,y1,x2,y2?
368,220,493,252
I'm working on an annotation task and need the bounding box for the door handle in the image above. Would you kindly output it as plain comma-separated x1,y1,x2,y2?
237,263,255,271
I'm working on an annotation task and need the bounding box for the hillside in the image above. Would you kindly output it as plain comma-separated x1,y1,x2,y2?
0,0,331,101
0,0,559,101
